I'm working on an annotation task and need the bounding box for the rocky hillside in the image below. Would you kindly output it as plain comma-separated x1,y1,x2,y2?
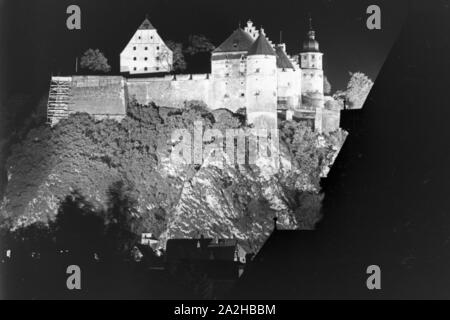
0,101,346,252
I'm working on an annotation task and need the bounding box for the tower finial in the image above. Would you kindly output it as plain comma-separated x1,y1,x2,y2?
308,12,313,30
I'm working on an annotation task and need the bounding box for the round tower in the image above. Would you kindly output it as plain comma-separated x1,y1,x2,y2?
245,32,278,129
299,17,324,95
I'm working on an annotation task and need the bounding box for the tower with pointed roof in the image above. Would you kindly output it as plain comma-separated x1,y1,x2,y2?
299,16,324,96
120,16,173,74
210,27,254,112
245,32,278,129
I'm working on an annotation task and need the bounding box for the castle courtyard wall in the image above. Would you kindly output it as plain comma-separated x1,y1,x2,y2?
70,76,127,119
127,75,211,108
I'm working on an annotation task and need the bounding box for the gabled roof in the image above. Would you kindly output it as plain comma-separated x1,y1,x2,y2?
213,28,254,53
247,34,276,56
138,18,155,30
275,46,295,69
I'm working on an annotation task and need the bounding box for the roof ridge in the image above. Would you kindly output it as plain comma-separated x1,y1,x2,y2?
139,17,155,30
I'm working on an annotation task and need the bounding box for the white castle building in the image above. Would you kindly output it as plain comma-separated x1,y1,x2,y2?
47,17,340,133
120,17,173,74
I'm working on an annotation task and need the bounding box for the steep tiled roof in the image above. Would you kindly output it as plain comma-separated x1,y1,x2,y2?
247,34,276,56
213,28,254,53
275,46,295,69
138,18,155,30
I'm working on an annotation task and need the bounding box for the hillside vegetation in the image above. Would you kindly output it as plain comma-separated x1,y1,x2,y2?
0,100,346,250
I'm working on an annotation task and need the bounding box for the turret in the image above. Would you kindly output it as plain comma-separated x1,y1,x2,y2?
299,16,324,95
245,32,278,129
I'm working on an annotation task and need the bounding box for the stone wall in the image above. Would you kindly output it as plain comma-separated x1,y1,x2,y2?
127,74,211,109
322,108,341,134
70,76,127,119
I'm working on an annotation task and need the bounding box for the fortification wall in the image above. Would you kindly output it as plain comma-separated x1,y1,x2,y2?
322,108,341,134
277,68,301,110
70,76,127,119
126,74,211,108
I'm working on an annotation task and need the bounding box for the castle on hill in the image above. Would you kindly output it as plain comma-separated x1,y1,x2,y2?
47,17,340,133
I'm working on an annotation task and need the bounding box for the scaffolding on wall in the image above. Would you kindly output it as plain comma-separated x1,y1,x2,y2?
46,77,73,126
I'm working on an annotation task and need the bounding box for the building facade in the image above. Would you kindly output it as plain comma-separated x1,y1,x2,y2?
120,17,173,74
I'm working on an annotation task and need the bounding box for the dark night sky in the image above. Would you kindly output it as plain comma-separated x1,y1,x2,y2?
1,0,407,100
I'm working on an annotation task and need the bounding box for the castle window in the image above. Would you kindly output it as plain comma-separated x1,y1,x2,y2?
157,46,160,50
240,93,245,97
133,46,136,50
312,64,315,68
224,94,230,98
256,68,260,73
144,67,148,71
155,57,160,61
133,57,137,61
145,47,148,50
312,55,315,59
225,73,230,77
138,36,141,40
133,67,137,71
145,57,148,61
156,67,160,71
